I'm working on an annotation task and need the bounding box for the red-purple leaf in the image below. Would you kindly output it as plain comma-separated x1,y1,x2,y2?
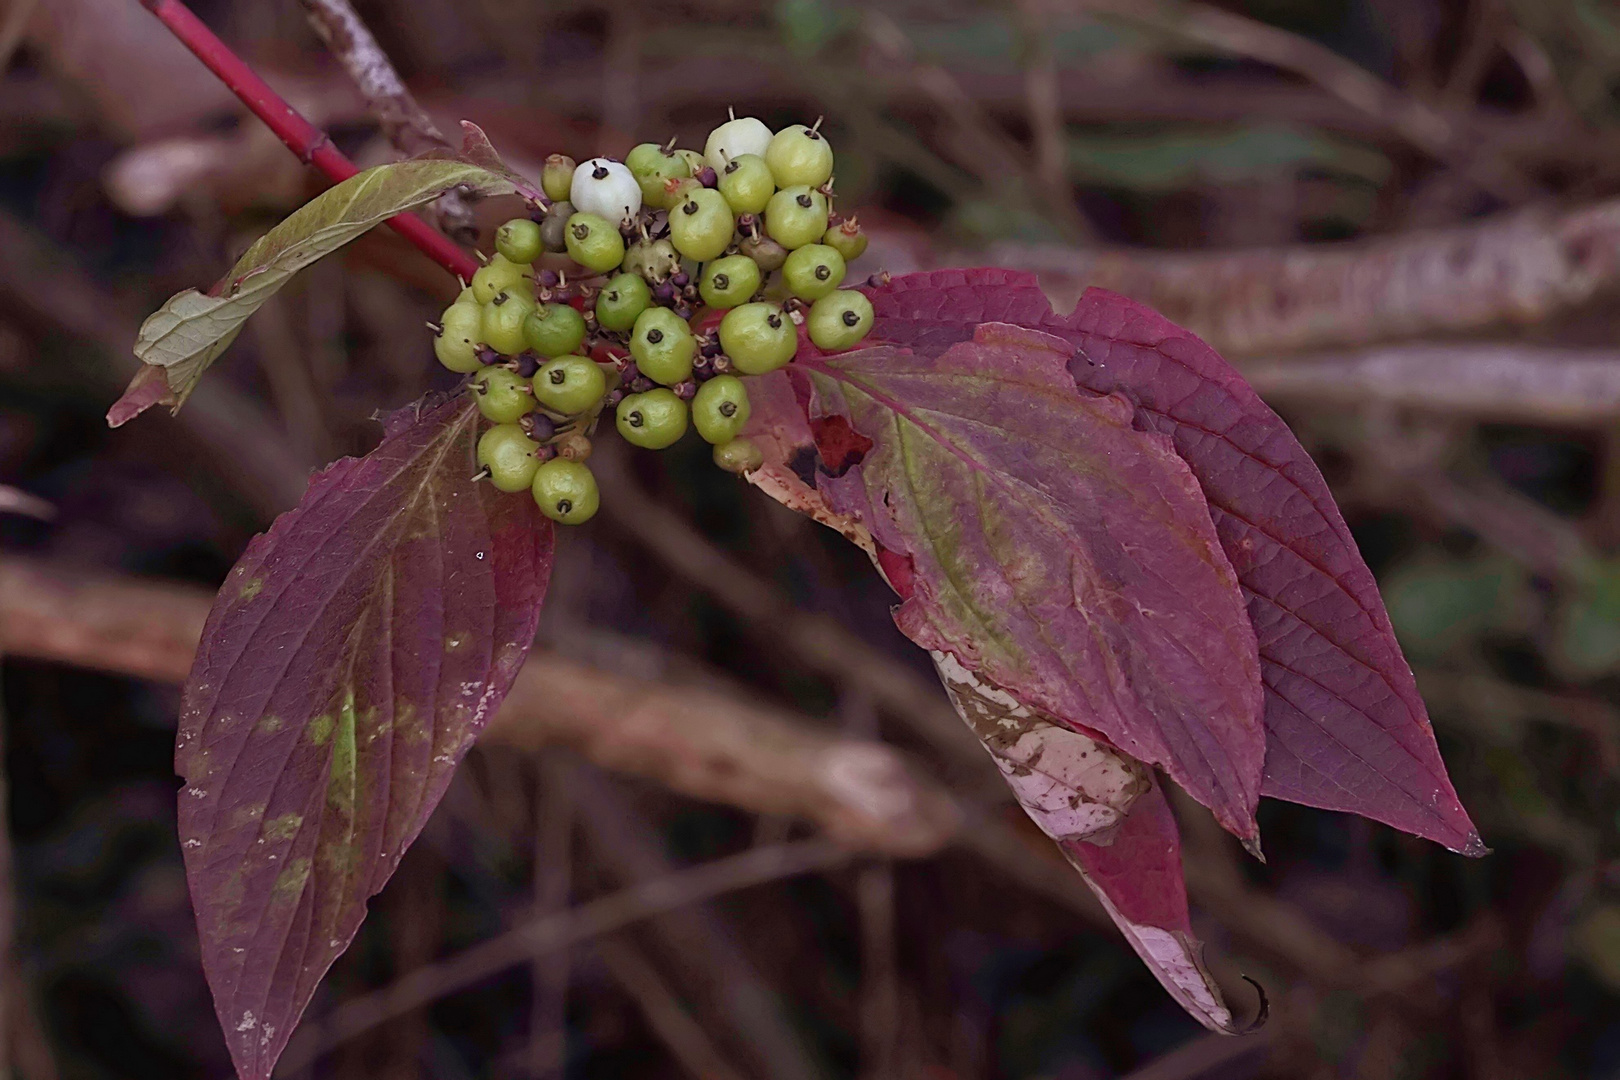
861,269,1483,855
1063,779,1236,1032
175,394,553,1080
798,323,1266,840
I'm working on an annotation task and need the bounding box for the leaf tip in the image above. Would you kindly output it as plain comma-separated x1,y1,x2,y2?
107,364,178,427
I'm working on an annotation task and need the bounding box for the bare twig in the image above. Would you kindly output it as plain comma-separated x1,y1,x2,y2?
278,839,849,1070
592,937,750,1080
296,0,478,242
1016,0,1088,241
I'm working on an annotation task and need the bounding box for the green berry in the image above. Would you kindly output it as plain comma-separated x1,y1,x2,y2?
478,424,541,493
738,234,788,272
630,307,696,386
764,186,829,250
765,124,834,189
823,219,868,262
713,437,764,474
542,154,576,203
540,202,573,252
705,116,774,171
495,217,544,264
719,302,797,375
623,237,681,284
676,149,706,174
473,366,535,423
523,302,587,358
782,243,846,301
698,254,763,309
692,374,751,444
668,188,735,263
434,300,484,373
628,142,691,209
456,285,475,304
564,212,626,273
480,291,538,356
471,254,535,304
532,458,599,524
616,388,689,449
596,272,652,332
662,176,702,208
717,154,775,215
533,354,607,415
807,289,874,352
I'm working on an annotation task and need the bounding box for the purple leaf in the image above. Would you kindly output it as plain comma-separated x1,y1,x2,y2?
861,269,1483,855
175,394,553,1080
798,323,1266,840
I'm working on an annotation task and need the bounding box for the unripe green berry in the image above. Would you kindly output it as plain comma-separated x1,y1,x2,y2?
616,388,689,449
532,458,599,524
471,254,535,304
698,254,763,309
717,154,774,215
533,354,607,415
668,188,735,263
480,291,538,356
628,142,691,209
713,437,765,474
719,302,797,375
623,237,681,284
564,212,626,273
456,285,475,304
596,272,652,332
823,219,868,262
496,217,544,264
676,149,706,174
473,366,535,423
434,300,484,373
629,307,696,386
625,142,664,175
542,154,576,203
765,124,834,189
807,289,874,352
663,176,702,208
764,186,829,250
738,234,788,272
540,202,574,252
691,374,751,444
782,243,846,301
478,424,541,493
523,302,587,358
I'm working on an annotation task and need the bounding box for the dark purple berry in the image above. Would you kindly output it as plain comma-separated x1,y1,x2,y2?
520,413,558,441
476,345,503,366
673,379,699,401
672,271,690,287
712,354,734,374
538,269,560,288
696,166,718,187
653,281,677,303
514,352,542,378
630,375,654,393
604,388,626,408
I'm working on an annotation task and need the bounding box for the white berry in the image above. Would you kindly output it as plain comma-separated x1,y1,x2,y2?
704,117,774,171
570,158,641,222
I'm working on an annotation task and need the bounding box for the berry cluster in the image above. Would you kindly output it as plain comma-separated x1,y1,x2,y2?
431,114,874,525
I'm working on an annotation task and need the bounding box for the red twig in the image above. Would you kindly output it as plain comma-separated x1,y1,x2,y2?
139,0,480,282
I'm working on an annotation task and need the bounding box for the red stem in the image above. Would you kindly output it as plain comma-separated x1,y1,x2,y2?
140,0,480,282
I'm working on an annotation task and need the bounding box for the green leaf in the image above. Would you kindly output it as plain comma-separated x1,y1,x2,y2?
110,159,515,427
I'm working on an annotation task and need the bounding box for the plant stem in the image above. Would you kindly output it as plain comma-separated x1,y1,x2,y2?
138,0,480,282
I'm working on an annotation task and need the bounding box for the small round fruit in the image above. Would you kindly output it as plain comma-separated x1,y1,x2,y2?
704,116,774,171
765,123,834,189
623,237,681,284
782,243,846,301
719,302,797,375
676,149,706,174
692,374,751,444
479,291,538,355
532,458,599,524
523,303,587,357
616,388,689,449
471,254,535,304
569,157,641,222
807,289,874,351
596,272,652,332
495,217,544,264
473,366,535,423
717,154,774,215
764,186,829,250
456,285,475,304
542,154,577,203
434,300,484,372
625,142,664,175
627,142,691,208
629,307,696,386
533,354,607,415
713,437,764,474
823,219,868,262
564,212,626,273
668,188,735,263
738,234,788,272
698,254,763,308
477,424,541,493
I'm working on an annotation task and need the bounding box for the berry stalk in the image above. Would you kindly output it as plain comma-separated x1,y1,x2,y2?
139,0,480,282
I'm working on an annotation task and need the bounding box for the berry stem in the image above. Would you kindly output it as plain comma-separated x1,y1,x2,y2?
138,0,480,282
